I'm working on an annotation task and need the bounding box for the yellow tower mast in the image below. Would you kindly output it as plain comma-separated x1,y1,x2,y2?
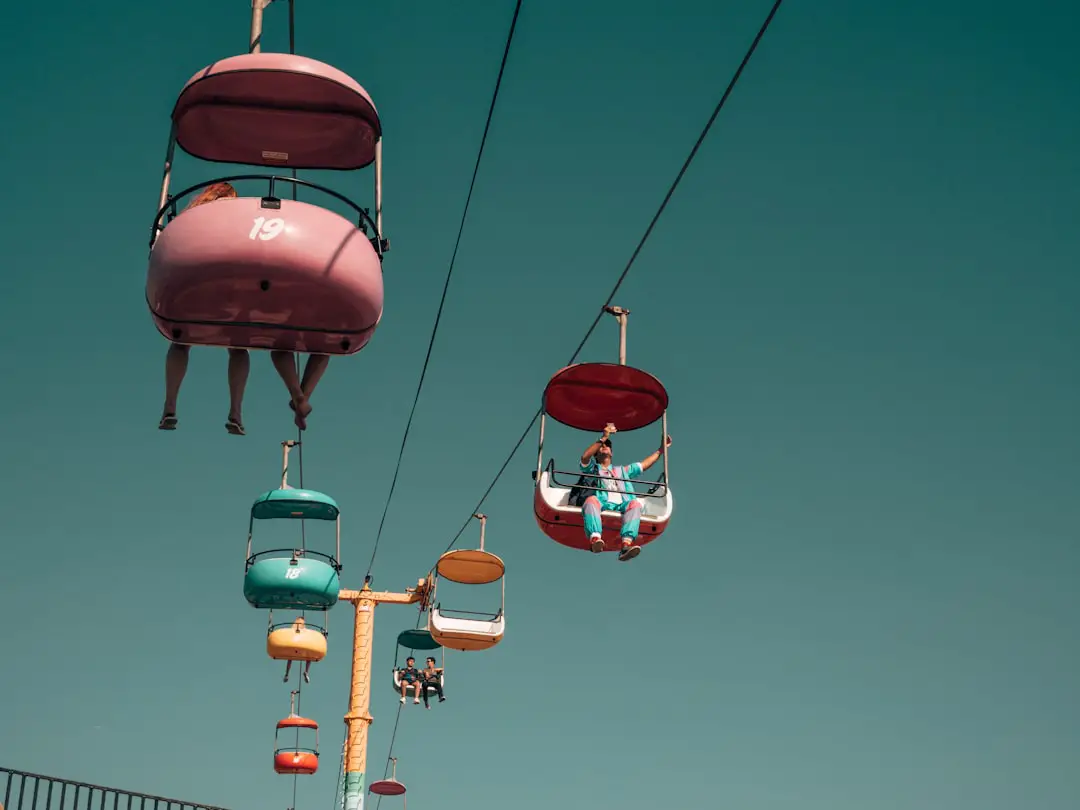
338,577,433,810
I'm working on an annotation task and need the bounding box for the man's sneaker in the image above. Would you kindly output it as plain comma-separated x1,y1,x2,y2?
413,697,421,704
400,696,406,704
617,541,641,562
589,534,604,553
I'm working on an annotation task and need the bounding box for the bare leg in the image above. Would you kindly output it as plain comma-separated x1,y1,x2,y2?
400,682,408,703
283,661,293,682
271,350,312,429
160,344,190,428
226,349,250,433
413,682,421,703
303,661,311,683
300,355,330,398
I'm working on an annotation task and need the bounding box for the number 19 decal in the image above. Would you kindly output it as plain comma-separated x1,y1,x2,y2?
249,216,286,241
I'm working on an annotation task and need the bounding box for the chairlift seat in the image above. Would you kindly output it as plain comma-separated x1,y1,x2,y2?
245,556,340,610
392,669,444,697
147,196,383,354
428,606,504,652
273,715,319,775
268,621,328,661
533,469,672,551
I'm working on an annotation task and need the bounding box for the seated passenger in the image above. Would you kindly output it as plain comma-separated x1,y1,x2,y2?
578,423,672,561
158,182,250,435
398,657,421,705
282,617,314,684
420,656,445,709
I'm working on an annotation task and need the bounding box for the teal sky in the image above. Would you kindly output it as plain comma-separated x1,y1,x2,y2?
1,1,1078,809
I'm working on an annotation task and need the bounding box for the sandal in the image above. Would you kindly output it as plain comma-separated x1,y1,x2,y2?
158,414,178,430
225,419,246,436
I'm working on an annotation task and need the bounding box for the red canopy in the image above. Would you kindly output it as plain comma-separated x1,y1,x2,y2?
543,363,668,432
276,715,319,730
369,779,406,796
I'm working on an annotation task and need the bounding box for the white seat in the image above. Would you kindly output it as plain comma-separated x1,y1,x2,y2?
392,669,444,696
428,606,505,651
536,470,674,521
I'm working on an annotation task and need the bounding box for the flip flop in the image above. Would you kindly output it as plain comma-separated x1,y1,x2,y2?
225,419,246,435
158,414,178,430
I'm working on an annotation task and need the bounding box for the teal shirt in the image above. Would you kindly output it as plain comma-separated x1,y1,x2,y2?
579,459,644,508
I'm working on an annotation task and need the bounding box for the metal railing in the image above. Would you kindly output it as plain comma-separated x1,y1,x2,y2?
1,767,230,810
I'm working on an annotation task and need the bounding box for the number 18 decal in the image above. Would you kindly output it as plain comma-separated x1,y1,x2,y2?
284,567,303,579
249,216,286,241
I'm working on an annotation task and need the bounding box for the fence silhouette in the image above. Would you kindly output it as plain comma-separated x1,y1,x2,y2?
1,768,230,810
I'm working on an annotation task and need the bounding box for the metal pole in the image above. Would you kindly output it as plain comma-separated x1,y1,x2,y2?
474,513,487,551
603,305,630,365
343,591,375,810
250,0,273,53
535,412,546,483
374,140,383,241
617,312,627,365
153,126,177,246
281,440,297,489
661,410,670,490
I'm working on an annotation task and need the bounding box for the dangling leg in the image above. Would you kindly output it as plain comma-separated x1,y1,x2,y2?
160,344,189,429
300,354,330,399
400,681,407,704
283,660,293,682
413,682,421,704
303,661,311,684
225,348,250,435
271,350,312,429
617,499,644,562
435,681,445,703
583,496,605,553
423,684,431,710
285,354,330,426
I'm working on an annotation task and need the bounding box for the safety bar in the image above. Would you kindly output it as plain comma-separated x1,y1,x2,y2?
245,548,341,572
267,620,328,636
150,174,384,258
433,606,503,620
548,467,667,494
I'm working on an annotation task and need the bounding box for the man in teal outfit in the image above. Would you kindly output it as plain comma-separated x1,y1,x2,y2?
578,423,671,561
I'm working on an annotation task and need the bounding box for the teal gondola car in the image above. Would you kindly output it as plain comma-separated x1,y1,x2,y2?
244,487,342,610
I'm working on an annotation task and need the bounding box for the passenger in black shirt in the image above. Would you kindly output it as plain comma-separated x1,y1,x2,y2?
420,657,445,709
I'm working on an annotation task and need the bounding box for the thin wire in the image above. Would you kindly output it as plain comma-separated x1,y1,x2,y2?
373,703,405,810
368,0,786,799
372,596,426,805
287,5,303,810
428,0,787,568
287,0,307,550
331,731,346,810
364,0,525,580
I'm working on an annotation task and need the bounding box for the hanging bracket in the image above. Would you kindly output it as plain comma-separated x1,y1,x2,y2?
280,439,300,489
473,513,488,551
603,305,631,365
